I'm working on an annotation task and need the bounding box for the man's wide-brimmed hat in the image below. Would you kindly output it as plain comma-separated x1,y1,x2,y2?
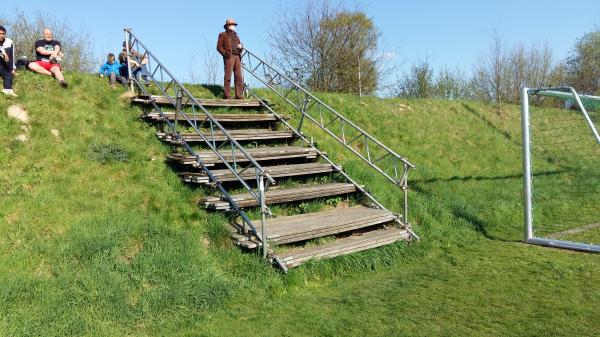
224,18,238,28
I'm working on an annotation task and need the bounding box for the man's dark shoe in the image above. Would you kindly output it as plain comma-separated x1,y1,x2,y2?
59,81,68,88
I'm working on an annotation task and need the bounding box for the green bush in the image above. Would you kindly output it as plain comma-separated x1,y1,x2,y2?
87,142,129,164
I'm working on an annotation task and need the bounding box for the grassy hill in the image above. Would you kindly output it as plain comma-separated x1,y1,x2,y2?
0,72,598,337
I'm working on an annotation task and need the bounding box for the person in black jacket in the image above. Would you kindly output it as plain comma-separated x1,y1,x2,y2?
0,26,16,97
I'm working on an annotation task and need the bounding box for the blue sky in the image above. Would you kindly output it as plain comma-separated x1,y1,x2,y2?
4,0,600,83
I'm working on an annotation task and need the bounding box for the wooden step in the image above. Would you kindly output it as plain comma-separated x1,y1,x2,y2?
251,206,396,245
277,227,410,269
202,183,356,210
167,146,318,167
144,112,279,123
180,163,337,184
156,129,295,144
133,95,263,108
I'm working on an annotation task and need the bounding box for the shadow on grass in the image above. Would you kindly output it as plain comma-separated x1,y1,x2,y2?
413,169,569,185
411,170,568,243
462,103,520,146
202,84,224,98
449,206,520,243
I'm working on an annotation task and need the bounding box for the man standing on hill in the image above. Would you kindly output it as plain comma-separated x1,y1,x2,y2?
0,26,16,97
28,28,68,88
217,18,244,99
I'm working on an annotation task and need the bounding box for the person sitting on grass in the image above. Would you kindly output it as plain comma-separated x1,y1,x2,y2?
0,25,16,97
28,28,68,88
118,41,150,86
99,53,127,89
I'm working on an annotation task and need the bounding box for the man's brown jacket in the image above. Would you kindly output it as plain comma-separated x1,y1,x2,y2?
217,31,240,58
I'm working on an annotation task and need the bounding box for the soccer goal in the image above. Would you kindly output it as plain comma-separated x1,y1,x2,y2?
521,86,600,253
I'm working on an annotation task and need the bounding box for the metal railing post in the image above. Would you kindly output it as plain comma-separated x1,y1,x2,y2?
174,88,182,133
124,29,134,92
259,172,268,259
402,164,409,226
297,96,309,132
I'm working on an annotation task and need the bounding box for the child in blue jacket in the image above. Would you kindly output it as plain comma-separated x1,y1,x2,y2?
99,53,127,88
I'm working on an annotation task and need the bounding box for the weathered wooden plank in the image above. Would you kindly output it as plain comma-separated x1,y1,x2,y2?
249,206,395,244
202,183,356,210
179,163,336,184
167,146,319,167
277,227,410,268
133,95,263,108
144,112,279,123
157,129,295,144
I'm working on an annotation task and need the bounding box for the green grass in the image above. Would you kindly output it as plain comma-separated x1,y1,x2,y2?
0,73,598,336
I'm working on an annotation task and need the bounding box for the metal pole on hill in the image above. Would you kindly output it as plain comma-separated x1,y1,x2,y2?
124,28,134,92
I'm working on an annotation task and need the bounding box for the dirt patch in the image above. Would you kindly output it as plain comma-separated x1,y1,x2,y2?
119,90,136,100
118,239,144,264
14,134,29,142
7,105,29,124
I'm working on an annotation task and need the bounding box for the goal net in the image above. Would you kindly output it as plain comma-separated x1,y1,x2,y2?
521,87,600,252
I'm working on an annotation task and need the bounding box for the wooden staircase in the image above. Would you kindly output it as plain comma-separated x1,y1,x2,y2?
135,94,412,270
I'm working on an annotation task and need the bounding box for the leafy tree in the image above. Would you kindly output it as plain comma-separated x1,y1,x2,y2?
471,32,554,105
269,1,386,95
394,58,434,99
566,29,600,94
433,67,472,100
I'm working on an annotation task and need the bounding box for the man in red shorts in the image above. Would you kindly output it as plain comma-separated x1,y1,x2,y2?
28,28,68,88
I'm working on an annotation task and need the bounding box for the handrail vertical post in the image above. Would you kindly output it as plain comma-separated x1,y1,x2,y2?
174,89,182,133
402,164,409,226
259,172,268,259
124,29,134,92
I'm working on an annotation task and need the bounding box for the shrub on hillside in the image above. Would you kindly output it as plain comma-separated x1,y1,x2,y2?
88,143,128,164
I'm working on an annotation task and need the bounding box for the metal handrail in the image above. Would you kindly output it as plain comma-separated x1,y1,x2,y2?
246,90,418,238
238,48,416,233
124,29,274,259
240,49,415,188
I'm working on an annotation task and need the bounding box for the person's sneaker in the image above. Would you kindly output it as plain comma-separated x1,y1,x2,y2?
59,81,68,88
1,89,17,97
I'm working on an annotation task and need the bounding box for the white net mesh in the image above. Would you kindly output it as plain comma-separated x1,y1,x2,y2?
529,90,600,245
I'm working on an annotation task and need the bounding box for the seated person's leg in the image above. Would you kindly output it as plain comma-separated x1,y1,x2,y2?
117,75,128,86
49,66,67,87
3,70,13,90
50,66,65,82
132,67,141,79
28,61,53,76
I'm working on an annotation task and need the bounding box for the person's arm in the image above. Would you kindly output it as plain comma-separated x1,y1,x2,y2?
4,39,15,71
10,42,14,71
216,33,228,57
5,45,14,69
99,62,108,76
139,52,148,65
237,34,243,51
0,42,8,64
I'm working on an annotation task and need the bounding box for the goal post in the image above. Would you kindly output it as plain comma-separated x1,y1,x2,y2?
521,86,600,253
